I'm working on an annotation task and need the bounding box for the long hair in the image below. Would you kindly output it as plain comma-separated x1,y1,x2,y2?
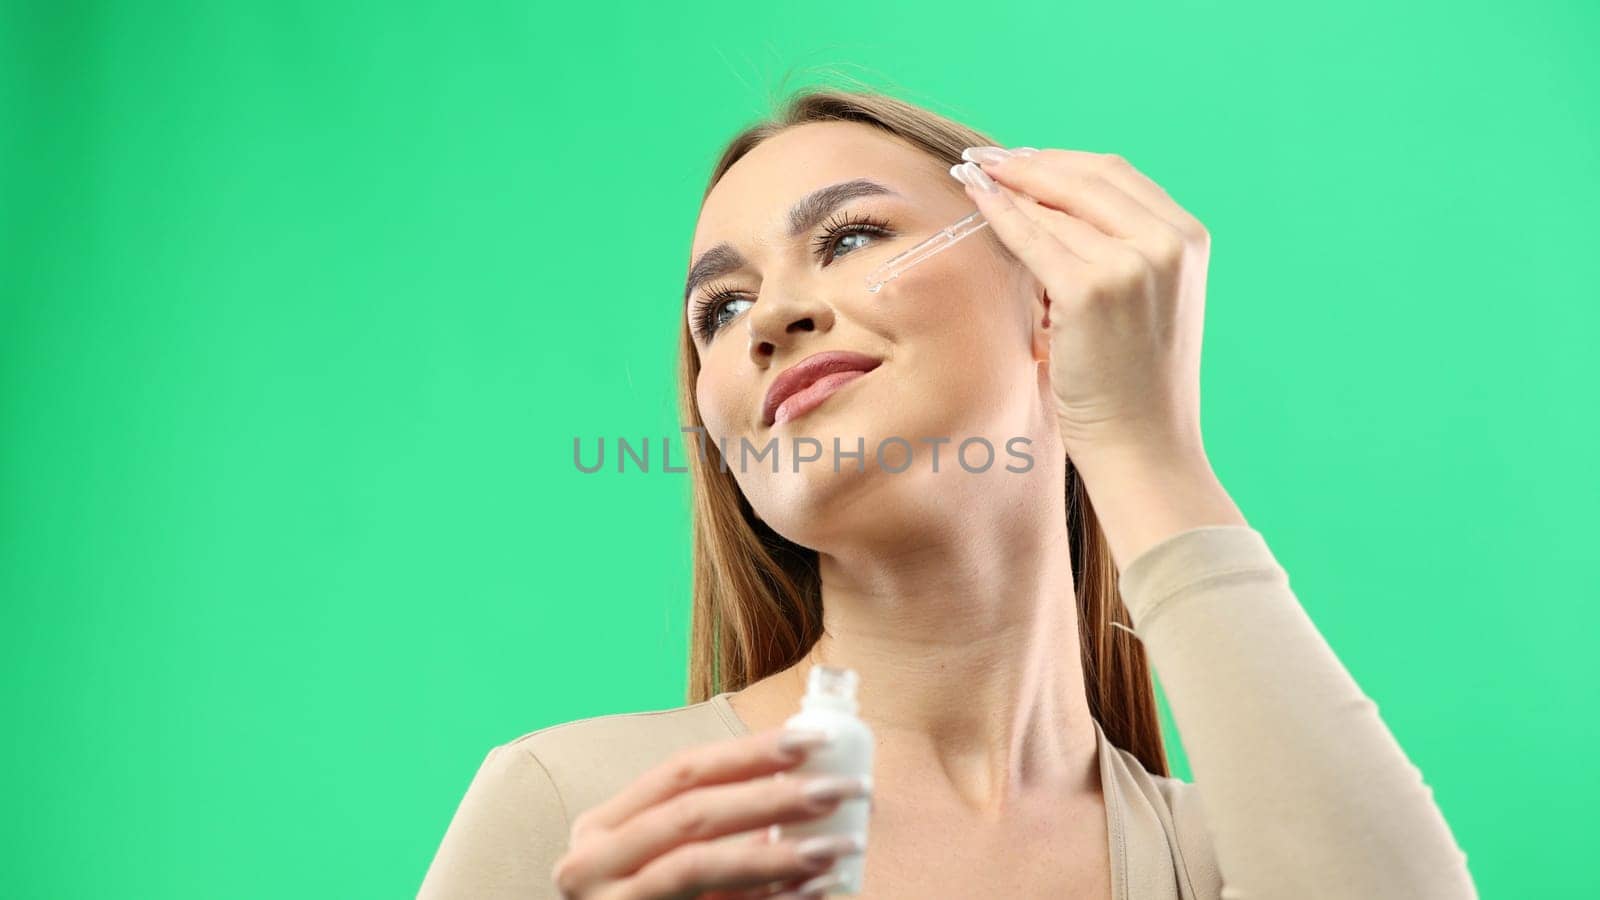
678,86,1169,777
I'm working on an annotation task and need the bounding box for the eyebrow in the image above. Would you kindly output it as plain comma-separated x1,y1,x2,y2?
683,178,900,303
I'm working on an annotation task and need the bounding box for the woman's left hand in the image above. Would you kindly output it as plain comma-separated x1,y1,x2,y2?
952,147,1212,471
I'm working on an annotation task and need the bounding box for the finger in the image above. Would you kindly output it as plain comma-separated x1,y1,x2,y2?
983,148,1205,241
974,150,1189,270
580,728,828,832
767,870,850,899
1003,187,1122,264
709,883,790,900
708,848,845,900
617,831,857,900
692,835,783,900
598,772,868,879
976,151,1167,248
952,164,1091,298
707,887,787,900
976,155,1190,279
1006,195,1158,301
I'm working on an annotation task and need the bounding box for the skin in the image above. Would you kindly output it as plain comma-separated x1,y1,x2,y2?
554,121,1249,899
691,120,1119,897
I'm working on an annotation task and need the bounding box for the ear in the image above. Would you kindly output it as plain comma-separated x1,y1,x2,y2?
1029,283,1053,363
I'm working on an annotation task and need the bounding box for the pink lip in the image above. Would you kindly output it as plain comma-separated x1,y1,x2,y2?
761,350,883,428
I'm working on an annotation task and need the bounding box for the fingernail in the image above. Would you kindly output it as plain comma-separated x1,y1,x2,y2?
961,161,999,193
948,162,975,188
778,728,831,756
803,774,870,803
1010,146,1039,157
961,145,1012,165
795,833,865,862
797,871,848,896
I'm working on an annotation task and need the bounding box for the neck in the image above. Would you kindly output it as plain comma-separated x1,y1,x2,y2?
747,462,1101,817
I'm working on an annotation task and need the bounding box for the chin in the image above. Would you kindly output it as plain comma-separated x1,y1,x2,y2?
757,466,963,554
739,425,955,552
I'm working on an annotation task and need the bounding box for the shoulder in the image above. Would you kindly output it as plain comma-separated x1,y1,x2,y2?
502,694,745,821
1101,740,1225,900
419,698,737,898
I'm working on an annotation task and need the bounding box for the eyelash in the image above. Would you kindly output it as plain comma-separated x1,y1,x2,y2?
690,211,894,342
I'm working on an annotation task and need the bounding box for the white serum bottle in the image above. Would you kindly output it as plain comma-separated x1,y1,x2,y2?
773,665,876,894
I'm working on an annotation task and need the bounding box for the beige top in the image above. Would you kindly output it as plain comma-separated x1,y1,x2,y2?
417,526,1477,899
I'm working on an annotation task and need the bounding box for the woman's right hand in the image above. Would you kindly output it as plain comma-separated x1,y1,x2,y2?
549,726,871,900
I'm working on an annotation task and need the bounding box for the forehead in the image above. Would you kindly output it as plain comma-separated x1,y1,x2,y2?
690,121,942,257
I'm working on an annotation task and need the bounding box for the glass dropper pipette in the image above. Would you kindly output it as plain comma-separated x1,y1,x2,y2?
863,209,989,293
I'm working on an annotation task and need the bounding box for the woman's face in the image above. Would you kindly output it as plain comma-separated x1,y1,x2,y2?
687,121,1049,549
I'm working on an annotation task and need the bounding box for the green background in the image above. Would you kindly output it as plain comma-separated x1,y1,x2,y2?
4,1,1595,896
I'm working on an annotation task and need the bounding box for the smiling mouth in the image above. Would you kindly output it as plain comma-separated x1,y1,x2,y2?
772,368,875,426
761,351,883,428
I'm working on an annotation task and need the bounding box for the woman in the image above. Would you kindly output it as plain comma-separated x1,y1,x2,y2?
419,90,1477,899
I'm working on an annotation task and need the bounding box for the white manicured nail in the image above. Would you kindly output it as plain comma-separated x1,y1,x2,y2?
803,774,870,802
962,145,1012,165
778,728,831,755
795,833,864,862
962,161,999,193
797,871,848,896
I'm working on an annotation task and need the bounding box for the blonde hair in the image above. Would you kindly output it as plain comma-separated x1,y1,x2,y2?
678,86,1169,776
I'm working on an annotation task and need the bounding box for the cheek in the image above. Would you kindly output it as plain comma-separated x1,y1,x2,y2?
872,233,1017,319
878,260,1035,427
877,250,1025,352
694,361,750,442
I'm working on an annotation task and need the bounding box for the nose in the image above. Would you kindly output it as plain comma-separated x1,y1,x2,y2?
746,291,836,366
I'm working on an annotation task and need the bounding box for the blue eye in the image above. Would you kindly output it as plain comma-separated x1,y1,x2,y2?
810,210,892,263
689,211,895,342
694,285,754,338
